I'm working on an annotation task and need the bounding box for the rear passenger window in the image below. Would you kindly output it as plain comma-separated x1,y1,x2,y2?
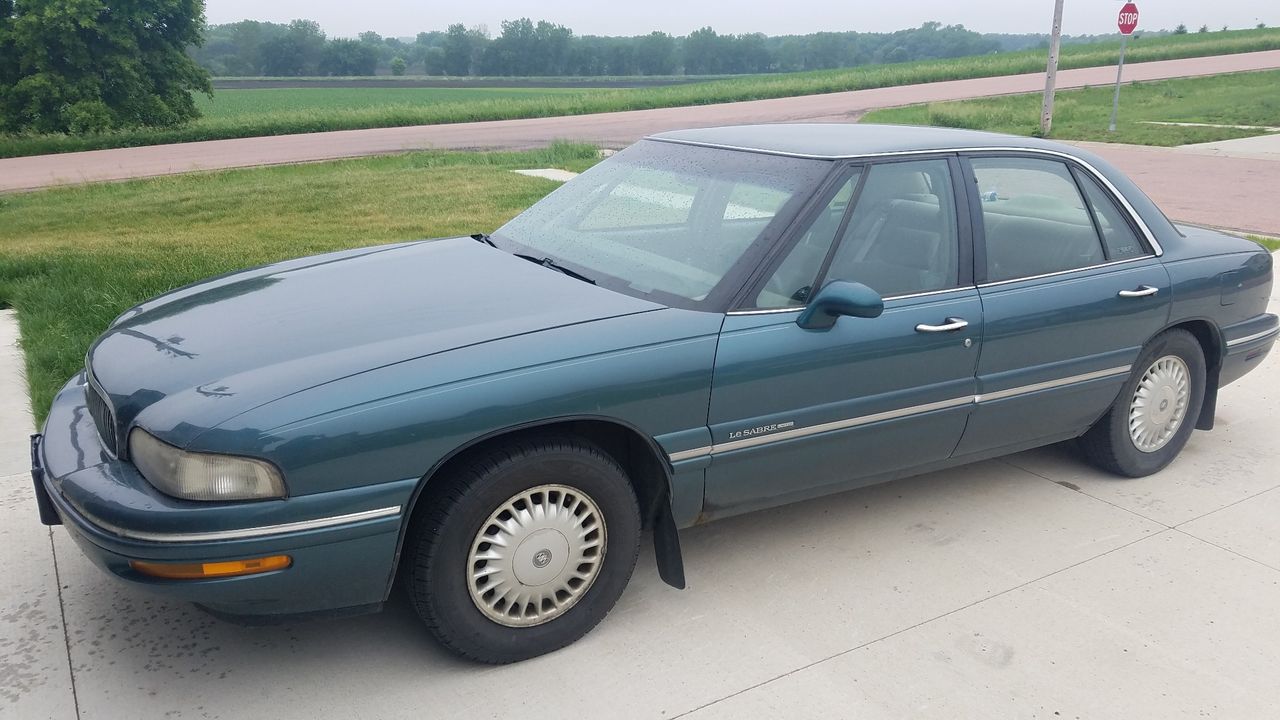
823,159,959,298
972,158,1106,282
1075,171,1148,261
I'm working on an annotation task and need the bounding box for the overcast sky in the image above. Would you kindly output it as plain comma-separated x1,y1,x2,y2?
203,0,1279,39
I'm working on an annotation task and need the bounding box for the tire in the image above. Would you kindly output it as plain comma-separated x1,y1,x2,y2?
1078,329,1206,477
405,434,641,664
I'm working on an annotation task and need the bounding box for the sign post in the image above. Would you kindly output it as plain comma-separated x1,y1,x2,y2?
1109,2,1140,132
1040,0,1066,136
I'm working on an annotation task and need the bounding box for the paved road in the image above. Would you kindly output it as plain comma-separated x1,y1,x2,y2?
5,278,1280,718
3,50,1280,194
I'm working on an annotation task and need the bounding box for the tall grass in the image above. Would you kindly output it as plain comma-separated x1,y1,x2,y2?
4,28,1280,158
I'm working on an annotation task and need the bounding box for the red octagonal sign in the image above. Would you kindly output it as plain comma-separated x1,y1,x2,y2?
1117,2,1140,35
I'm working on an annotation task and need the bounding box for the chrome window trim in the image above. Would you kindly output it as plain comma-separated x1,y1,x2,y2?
666,364,1132,462
728,286,976,316
1226,326,1280,348
646,138,1163,257
976,255,1155,289
727,307,804,316
85,506,403,543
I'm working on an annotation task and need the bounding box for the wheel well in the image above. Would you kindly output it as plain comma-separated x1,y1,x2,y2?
408,418,671,531
1168,319,1223,373
1165,319,1223,431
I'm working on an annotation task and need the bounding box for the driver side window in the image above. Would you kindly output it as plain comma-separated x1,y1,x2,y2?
754,170,861,309
754,159,959,308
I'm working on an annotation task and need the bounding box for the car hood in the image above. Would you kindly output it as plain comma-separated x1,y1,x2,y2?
87,237,662,446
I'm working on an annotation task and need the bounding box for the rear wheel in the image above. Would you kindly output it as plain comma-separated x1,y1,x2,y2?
1078,329,1206,477
405,435,641,663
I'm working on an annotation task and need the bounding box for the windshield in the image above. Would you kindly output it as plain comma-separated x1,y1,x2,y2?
493,140,832,310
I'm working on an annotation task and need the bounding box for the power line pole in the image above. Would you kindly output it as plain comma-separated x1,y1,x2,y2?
1040,0,1066,136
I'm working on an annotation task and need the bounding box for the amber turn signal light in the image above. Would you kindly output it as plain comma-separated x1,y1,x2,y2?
129,555,292,579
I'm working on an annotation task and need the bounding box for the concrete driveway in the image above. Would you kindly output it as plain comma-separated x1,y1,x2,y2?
3,264,1279,719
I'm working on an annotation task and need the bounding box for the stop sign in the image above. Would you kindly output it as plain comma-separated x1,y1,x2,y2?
1117,2,1140,35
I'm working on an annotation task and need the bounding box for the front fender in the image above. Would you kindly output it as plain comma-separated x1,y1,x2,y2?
190,308,722,500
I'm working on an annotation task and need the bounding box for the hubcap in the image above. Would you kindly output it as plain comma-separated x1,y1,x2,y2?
467,484,606,627
1128,355,1191,453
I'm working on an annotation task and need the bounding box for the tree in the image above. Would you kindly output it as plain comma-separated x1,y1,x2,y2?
390,56,407,75
443,23,476,75
320,38,377,76
1174,24,1188,34
260,20,325,76
423,47,446,75
0,0,212,134
684,27,726,74
1198,25,1210,33
635,31,676,75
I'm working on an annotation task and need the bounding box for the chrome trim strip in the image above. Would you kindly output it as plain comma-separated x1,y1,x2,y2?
1226,326,1280,348
668,447,714,463
726,307,804,316
727,286,975,316
975,366,1131,403
976,256,1155,289
711,395,975,455
645,139,1163,257
666,365,1134,462
90,506,403,543
884,286,976,302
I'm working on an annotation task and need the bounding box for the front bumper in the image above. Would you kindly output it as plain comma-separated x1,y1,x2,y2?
31,373,417,619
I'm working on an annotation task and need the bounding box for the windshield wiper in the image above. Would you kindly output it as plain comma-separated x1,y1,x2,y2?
470,233,496,247
512,253,596,285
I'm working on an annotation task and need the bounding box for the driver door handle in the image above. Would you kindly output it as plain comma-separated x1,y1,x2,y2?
1118,285,1159,298
915,317,969,333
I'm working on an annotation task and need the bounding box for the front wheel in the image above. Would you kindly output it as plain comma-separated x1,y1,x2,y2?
405,435,641,663
1078,329,1206,477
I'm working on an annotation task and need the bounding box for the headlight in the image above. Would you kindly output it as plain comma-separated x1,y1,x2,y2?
128,429,286,501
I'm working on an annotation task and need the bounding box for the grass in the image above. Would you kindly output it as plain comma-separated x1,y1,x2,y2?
862,69,1280,145
1250,235,1280,251
4,27,1280,158
195,87,604,122
0,143,602,422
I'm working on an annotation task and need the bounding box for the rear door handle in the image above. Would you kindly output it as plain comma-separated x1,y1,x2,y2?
915,317,969,333
1118,285,1159,298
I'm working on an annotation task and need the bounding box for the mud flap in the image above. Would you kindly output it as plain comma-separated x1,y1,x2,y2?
652,499,686,590
1196,365,1219,431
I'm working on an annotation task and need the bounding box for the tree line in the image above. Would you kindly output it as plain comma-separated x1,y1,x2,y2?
192,19,1115,78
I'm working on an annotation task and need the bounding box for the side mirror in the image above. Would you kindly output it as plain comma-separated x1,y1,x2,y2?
796,281,884,330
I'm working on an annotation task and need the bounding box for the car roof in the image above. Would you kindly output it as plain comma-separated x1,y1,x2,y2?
648,123,1072,159
647,122,1189,260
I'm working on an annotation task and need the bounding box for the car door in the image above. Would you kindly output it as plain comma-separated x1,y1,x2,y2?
952,153,1171,457
702,157,983,518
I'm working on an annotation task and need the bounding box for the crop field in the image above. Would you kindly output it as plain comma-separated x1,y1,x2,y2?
863,69,1280,145
0,144,603,420
194,86,607,123
4,27,1280,158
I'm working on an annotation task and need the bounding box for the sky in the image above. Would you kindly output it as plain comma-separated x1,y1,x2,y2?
202,0,1280,39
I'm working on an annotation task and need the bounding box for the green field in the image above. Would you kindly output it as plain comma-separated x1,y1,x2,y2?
4,27,1280,158
195,87,604,122
0,144,602,420
863,69,1280,145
